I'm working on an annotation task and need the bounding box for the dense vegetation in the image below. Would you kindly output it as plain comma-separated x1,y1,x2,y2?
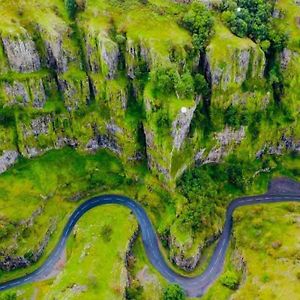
0,0,299,299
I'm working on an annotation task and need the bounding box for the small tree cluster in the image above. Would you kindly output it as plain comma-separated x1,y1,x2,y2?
220,0,287,52
151,67,209,99
151,67,194,99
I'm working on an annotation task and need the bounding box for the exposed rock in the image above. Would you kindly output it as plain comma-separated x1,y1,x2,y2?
126,39,137,79
172,104,198,151
30,115,52,136
4,79,46,108
86,134,122,155
280,48,292,69
24,146,44,158
0,256,30,271
58,76,90,111
272,8,283,19
144,127,171,179
2,35,41,72
55,137,78,149
206,32,265,91
256,135,300,159
170,233,220,272
216,126,245,146
4,81,30,106
69,284,88,294
31,79,47,108
106,122,123,135
45,38,69,73
100,37,119,79
203,147,223,164
194,149,206,162
200,126,246,164
0,150,19,174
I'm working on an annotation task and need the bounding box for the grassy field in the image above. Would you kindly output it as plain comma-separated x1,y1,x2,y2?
0,147,131,282
0,205,138,300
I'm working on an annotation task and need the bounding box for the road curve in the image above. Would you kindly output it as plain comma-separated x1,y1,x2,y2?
0,192,299,297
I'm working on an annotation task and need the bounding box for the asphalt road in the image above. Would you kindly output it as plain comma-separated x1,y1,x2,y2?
0,187,299,297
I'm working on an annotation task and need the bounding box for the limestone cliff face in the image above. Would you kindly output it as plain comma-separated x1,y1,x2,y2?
0,1,299,183
2,34,41,73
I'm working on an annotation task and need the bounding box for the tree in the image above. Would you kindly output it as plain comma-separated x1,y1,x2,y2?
163,284,185,300
182,2,214,51
151,66,177,95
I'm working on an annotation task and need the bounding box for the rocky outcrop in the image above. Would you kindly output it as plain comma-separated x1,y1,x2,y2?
172,104,198,151
2,35,41,73
170,233,221,272
45,37,69,73
196,126,246,165
256,135,300,159
86,134,122,155
4,79,47,108
0,150,19,174
205,24,265,92
280,48,293,69
100,37,119,79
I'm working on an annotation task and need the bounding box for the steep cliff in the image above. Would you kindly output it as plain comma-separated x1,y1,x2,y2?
0,0,299,280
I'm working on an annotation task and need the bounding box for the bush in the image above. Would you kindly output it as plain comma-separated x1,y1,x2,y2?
163,284,185,300
220,271,240,290
100,224,113,242
194,74,210,98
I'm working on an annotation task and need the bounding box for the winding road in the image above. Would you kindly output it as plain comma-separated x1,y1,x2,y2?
0,178,299,297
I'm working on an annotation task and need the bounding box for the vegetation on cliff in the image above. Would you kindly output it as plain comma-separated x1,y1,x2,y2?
0,0,299,299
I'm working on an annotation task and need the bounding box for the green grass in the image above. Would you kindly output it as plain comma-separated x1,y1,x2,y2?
2,205,138,300
0,147,128,281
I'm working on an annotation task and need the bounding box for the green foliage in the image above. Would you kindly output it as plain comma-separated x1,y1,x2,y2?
182,2,214,51
174,72,194,98
126,281,144,300
194,74,210,98
151,67,195,98
65,0,77,19
220,270,240,289
100,224,113,242
0,106,15,127
163,284,185,300
221,0,287,52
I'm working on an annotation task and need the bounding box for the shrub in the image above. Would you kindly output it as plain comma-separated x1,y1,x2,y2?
220,271,240,289
194,74,210,98
100,224,113,242
163,284,185,300
65,0,77,19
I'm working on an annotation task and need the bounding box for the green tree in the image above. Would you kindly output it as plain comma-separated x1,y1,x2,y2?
182,2,214,51
163,284,185,300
